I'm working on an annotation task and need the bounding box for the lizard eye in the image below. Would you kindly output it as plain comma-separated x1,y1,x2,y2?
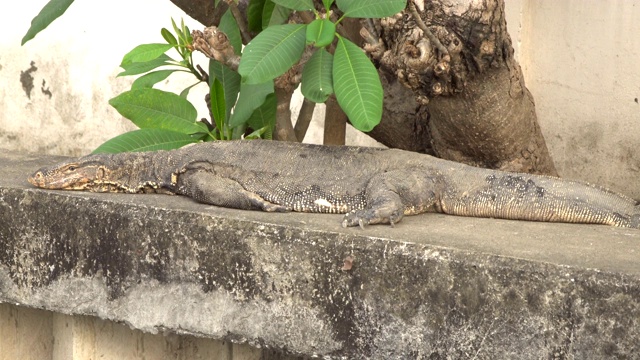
67,165,77,171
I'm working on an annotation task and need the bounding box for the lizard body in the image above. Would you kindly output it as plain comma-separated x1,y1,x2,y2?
28,140,640,228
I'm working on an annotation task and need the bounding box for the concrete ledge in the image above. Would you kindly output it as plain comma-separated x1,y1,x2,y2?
1,153,640,359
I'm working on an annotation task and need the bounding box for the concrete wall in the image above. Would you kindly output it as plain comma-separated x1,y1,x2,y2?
0,1,207,156
1,0,638,196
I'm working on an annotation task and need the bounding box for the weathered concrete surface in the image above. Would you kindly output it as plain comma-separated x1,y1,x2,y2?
1,153,639,359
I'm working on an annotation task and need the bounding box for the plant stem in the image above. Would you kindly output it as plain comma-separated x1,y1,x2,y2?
273,87,298,142
196,64,209,83
294,98,316,142
323,96,346,145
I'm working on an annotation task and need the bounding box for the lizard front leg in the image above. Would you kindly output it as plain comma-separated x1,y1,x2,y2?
342,169,441,228
177,170,289,212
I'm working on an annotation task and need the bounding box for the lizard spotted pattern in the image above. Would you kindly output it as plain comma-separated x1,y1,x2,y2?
28,140,640,229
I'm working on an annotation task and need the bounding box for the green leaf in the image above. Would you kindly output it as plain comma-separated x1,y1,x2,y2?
219,9,242,54
179,82,201,98
301,48,334,103
171,18,185,46
209,60,241,122
21,0,74,45
161,28,178,46
210,78,226,137
261,0,276,29
333,36,382,132
229,81,274,127
267,4,292,27
131,70,175,89
323,0,334,11
246,93,276,139
121,43,174,67
243,126,270,140
271,0,313,11
238,24,306,84
92,129,198,154
183,23,192,44
118,54,173,76
109,88,206,134
248,0,267,32
306,18,336,47
336,0,406,18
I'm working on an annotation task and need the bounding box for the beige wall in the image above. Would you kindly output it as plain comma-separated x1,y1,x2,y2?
0,0,209,156
0,303,263,360
1,1,639,196
507,0,640,197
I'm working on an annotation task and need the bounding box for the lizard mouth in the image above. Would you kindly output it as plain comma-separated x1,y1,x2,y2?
27,171,51,188
27,171,91,190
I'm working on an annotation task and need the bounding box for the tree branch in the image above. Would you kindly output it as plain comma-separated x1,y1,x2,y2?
224,0,252,44
408,0,449,58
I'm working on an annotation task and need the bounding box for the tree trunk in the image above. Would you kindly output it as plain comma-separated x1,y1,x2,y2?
356,0,557,175
172,0,557,175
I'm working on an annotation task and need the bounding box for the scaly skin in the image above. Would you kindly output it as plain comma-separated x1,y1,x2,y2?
28,140,640,229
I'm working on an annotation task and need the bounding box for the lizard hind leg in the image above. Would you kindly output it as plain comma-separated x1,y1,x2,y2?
342,169,439,228
177,171,289,212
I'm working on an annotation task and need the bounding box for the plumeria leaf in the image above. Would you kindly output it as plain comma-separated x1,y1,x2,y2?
209,60,241,122
92,129,198,153
229,81,274,127
161,28,178,45
271,0,313,11
333,36,382,131
306,18,336,47
248,0,267,32
131,70,175,89
109,88,207,134
118,54,173,76
121,43,174,67
336,0,406,18
238,24,306,84
301,48,334,103
21,0,74,45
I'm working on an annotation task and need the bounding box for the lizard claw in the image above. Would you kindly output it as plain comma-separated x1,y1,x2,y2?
341,210,377,228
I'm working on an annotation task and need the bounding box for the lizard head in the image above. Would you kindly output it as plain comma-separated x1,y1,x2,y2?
28,158,113,191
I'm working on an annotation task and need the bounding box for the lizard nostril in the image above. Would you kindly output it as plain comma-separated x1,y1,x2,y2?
28,172,43,186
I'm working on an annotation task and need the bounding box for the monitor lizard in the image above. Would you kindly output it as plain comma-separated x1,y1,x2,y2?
28,140,640,229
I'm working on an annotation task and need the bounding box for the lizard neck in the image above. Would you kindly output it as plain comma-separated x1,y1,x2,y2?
96,151,175,193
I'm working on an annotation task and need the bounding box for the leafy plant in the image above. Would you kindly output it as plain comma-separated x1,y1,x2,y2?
238,0,406,132
100,17,277,153
21,0,408,152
